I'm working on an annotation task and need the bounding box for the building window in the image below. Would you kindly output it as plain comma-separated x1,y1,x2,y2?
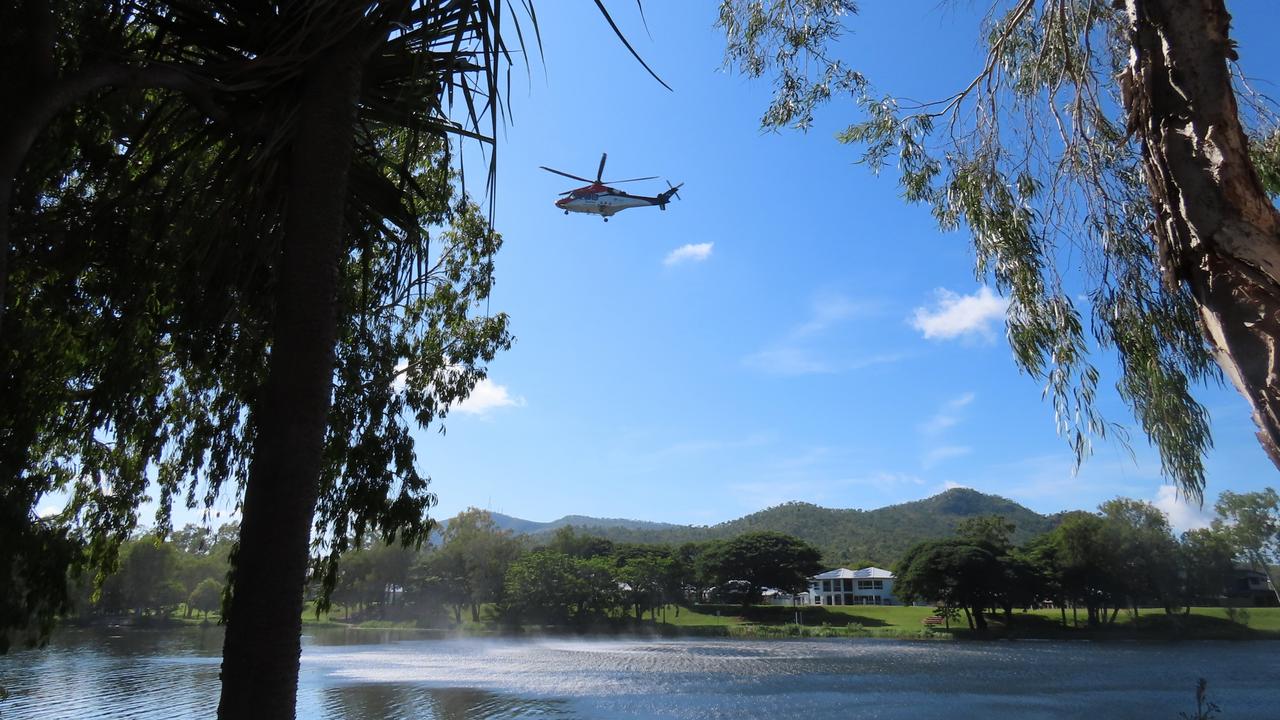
822,580,831,593
843,578,853,592
814,595,822,605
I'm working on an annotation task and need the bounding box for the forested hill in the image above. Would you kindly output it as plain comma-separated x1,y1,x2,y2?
485,513,690,537
496,489,1058,567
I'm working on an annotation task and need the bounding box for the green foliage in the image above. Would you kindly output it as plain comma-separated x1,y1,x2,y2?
501,550,582,625
0,514,77,652
697,531,823,601
895,539,1002,629
2,0,519,652
1098,498,1181,611
188,579,223,619
117,538,180,614
955,515,1016,553
1212,488,1280,604
545,526,616,559
1179,527,1236,606
408,508,522,623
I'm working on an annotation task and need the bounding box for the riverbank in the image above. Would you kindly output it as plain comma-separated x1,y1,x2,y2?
69,603,1280,642
309,603,1280,642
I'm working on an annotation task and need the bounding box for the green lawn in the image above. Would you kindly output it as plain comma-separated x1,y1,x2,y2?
656,604,1280,640
163,601,1280,640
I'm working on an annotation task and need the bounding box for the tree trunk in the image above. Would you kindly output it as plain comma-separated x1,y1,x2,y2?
970,605,987,630
216,42,363,720
470,603,480,623
1122,0,1280,470
1249,551,1280,606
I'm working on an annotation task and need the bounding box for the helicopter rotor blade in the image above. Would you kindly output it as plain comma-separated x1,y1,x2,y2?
596,153,607,183
602,176,659,184
540,166,595,184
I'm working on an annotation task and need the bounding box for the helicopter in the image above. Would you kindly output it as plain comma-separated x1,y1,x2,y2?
540,153,682,222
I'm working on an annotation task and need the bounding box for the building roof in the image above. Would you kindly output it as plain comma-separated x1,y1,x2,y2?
811,566,894,580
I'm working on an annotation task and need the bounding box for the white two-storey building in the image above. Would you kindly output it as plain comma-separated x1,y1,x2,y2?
807,567,897,606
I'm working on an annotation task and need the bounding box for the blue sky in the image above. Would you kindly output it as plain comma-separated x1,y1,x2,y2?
402,1,1280,533
72,2,1272,535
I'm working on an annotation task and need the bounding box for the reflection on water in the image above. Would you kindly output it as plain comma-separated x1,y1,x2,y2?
2,627,1278,719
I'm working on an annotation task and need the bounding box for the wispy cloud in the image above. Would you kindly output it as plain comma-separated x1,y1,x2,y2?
919,392,976,435
923,445,972,469
993,453,1154,506
728,468,925,511
455,378,526,416
655,432,776,458
792,293,874,338
742,347,833,375
744,292,898,376
663,242,713,266
911,286,1007,341
1152,485,1214,533
917,393,976,469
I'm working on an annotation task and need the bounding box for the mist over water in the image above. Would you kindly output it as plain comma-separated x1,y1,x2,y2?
2,628,1277,719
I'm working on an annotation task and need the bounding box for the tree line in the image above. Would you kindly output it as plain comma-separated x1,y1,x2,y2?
68,509,825,628
895,489,1280,630
72,488,1279,633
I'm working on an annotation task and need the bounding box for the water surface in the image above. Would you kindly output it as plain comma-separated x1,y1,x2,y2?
1,628,1275,719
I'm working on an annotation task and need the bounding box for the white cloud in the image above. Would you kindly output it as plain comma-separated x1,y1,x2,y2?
455,378,526,416
943,480,971,491
923,445,972,469
1153,485,1214,533
663,242,713,266
911,286,1008,340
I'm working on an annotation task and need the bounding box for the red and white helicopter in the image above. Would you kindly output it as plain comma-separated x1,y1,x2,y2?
541,153,682,222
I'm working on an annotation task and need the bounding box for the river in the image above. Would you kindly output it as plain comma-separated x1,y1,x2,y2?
1,627,1276,719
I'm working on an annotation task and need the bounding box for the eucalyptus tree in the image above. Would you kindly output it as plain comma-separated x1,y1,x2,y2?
1098,498,1181,614
719,0,1280,499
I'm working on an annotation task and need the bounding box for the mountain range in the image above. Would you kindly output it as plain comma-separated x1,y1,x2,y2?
482,488,1060,567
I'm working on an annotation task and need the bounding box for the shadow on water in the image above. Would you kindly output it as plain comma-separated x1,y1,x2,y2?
319,685,569,720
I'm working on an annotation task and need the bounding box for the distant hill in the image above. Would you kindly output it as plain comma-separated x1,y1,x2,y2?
484,512,690,536
487,489,1058,568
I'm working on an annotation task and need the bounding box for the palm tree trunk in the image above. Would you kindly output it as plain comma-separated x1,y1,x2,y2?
216,41,363,720
1122,0,1280,469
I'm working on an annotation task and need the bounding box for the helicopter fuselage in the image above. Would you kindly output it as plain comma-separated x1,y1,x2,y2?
555,183,665,218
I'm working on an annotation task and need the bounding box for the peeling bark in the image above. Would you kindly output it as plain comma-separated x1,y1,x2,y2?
1122,0,1280,469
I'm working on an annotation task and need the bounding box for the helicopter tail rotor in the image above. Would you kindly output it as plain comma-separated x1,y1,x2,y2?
657,181,683,209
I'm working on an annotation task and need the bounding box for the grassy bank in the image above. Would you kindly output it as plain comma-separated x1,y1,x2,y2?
118,602,1279,642
664,604,1280,641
